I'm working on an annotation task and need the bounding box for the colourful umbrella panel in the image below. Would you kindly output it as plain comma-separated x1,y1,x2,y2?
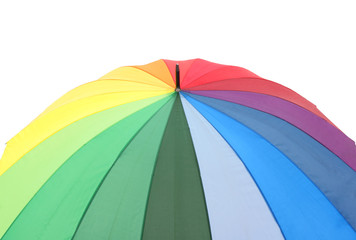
0,59,355,240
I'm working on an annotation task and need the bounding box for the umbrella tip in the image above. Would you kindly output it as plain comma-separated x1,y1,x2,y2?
175,63,180,91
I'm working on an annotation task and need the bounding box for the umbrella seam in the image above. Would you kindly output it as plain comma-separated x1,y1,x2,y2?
131,65,175,88
180,93,287,240
186,90,355,167
38,87,173,119
183,65,259,89
68,94,175,239
139,94,178,240
0,94,173,239
1,92,172,175
182,92,356,233
178,93,214,240
185,86,334,127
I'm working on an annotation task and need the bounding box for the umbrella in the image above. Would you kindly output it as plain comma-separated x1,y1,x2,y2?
0,59,355,240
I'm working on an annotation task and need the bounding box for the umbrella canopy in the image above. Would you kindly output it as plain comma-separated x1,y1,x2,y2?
0,59,355,240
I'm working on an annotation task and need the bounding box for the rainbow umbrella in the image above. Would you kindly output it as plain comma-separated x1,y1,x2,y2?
0,59,355,240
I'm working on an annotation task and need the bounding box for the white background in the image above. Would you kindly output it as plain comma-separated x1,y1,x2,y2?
0,0,355,157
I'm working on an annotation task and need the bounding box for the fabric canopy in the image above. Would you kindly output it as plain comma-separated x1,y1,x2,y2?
0,59,355,240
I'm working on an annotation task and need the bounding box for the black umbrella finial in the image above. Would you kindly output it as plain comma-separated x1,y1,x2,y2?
175,63,180,92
